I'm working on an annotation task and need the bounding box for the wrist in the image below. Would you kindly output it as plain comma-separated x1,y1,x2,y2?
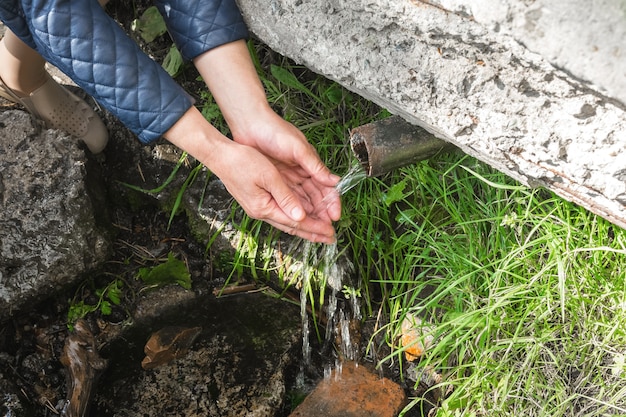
164,107,232,171
228,101,277,142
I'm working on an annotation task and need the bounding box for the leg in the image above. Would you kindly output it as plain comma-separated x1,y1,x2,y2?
0,0,108,94
0,29,47,96
0,28,109,153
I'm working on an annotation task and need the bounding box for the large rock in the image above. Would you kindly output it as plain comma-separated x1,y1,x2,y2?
0,110,110,320
237,0,626,229
93,291,302,417
424,0,626,105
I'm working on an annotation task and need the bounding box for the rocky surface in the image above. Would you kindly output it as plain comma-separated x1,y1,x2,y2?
0,109,111,319
93,292,302,417
0,70,302,417
0,63,329,417
423,0,626,105
237,0,626,229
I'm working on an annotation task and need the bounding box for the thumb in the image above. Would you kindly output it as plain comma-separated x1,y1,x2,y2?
272,182,306,222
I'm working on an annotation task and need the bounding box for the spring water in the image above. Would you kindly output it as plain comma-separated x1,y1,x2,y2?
296,162,367,385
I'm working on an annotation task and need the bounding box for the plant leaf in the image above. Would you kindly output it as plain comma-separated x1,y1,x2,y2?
131,6,167,43
107,281,122,305
325,84,344,104
270,65,310,94
137,252,192,290
100,300,112,316
163,44,184,77
383,180,407,207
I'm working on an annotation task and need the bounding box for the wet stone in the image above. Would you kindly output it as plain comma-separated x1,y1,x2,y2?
93,292,302,417
289,362,407,417
141,326,202,370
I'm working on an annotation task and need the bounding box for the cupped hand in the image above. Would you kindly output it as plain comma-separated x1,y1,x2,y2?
212,139,339,243
165,107,340,244
230,108,342,225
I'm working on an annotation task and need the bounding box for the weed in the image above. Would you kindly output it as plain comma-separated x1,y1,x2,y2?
136,251,192,290
67,278,124,329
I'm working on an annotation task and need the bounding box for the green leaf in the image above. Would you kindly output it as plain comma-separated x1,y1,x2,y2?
163,44,184,77
67,301,98,327
382,180,407,207
100,300,112,316
107,281,122,305
270,64,310,94
131,6,167,43
325,84,344,104
201,100,222,122
137,252,192,290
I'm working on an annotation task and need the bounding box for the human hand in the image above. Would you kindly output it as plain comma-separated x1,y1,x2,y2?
230,108,342,227
190,40,341,242
213,138,339,243
166,108,340,244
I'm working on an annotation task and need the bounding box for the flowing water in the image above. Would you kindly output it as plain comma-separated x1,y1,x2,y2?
296,162,367,385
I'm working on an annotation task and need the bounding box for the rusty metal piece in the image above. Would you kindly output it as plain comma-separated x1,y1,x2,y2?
60,319,108,417
350,115,452,177
141,326,202,370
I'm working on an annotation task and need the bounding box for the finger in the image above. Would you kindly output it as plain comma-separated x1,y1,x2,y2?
300,179,328,219
264,218,336,244
288,141,341,188
267,176,307,222
321,188,342,221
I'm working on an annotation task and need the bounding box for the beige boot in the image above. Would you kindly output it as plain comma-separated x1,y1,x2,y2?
0,74,109,153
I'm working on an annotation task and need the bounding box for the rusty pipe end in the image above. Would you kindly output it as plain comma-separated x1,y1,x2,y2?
349,129,374,177
350,116,452,177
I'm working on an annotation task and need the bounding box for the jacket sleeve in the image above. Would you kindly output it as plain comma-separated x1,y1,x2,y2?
155,0,249,61
2,0,249,144
9,0,193,143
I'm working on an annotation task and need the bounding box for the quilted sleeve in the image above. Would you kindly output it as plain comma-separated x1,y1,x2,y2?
10,0,194,144
154,0,249,61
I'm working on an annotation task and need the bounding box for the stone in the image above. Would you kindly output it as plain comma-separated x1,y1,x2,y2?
289,362,407,417
0,110,110,320
237,0,626,230
60,319,108,417
400,313,434,362
141,325,202,370
93,292,302,417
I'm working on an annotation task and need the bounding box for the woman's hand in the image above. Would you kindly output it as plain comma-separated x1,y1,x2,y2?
230,107,341,226
189,40,342,243
165,107,339,244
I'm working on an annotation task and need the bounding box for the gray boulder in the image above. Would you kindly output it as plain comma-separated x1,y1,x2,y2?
0,110,110,320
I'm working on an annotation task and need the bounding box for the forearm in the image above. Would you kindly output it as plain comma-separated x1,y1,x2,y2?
193,40,272,138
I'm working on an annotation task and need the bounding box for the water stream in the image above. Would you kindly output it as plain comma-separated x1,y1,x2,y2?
296,162,367,385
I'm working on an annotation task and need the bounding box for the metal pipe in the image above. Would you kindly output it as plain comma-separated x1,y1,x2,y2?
350,115,453,177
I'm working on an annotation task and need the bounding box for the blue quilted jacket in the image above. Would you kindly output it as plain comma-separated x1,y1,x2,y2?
0,0,249,143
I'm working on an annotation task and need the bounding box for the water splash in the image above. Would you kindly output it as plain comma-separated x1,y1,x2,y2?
335,161,367,196
323,243,340,342
299,241,315,367
319,161,366,210
339,310,355,361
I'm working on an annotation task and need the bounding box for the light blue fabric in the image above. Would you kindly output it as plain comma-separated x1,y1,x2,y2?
0,0,249,143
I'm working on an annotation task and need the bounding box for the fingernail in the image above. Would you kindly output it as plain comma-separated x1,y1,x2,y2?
291,206,304,220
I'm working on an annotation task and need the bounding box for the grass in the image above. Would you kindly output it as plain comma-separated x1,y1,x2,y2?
367,157,626,416
189,41,626,416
